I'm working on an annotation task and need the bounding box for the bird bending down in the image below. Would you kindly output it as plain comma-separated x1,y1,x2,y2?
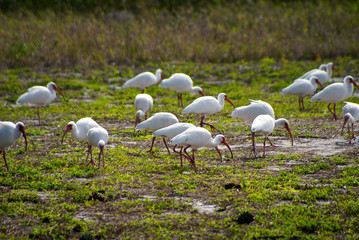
296,62,337,85
182,93,235,130
0,121,27,170
122,69,163,93
341,102,359,143
153,123,195,166
134,94,153,129
170,127,233,173
310,76,359,120
135,112,179,154
87,127,109,168
61,117,101,163
251,115,293,158
17,82,64,125
231,100,274,124
159,73,204,107
280,76,323,110
297,64,327,80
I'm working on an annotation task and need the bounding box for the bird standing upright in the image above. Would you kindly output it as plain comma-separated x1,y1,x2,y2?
310,76,359,120
122,69,163,93
170,127,233,173
251,115,293,158
87,127,109,168
182,93,235,130
0,121,27,170
159,73,204,107
280,76,323,110
17,82,64,125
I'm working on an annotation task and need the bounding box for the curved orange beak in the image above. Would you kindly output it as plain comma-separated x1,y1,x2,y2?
19,126,27,151
54,85,65,98
61,125,72,144
315,79,324,89
224,95,236,108
341,116,349,135
222,138,233,158
284,124,294,146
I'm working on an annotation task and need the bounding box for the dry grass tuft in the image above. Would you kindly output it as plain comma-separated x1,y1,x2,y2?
1,1,358,69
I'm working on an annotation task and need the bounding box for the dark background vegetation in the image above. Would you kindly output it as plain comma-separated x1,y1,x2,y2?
1,0,358,68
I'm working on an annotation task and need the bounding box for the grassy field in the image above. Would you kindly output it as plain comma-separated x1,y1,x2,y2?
1,0,359,239
0,59,359,239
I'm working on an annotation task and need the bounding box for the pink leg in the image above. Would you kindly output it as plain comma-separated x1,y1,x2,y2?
1,151,9,171
327,103,338,120
37,107,41,125
147,137,156,153
200,116,218,131
215,147,223,161
263,137,267,158
162,138,171,155
184,146,197,174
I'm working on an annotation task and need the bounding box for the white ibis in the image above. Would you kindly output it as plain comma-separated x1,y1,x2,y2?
251,115,293,158
341,102,359,142
87,127,109,168
295,63,326,80
135,112,179,153
296,62,337,85
0,121,27,170
159,73,204,107
122,69,163,93
182,93,235,130
153,122,195,166
17,82,64,124
134,94,153,129
280,76,323,110
310,76,359,120
231,100,274,124
170,127,233,173
61,117,101,162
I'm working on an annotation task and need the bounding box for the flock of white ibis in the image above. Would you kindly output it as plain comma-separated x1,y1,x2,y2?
1,64,359,172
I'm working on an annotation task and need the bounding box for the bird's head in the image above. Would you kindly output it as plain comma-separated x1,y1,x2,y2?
193,87,204,96
49,82,65,98
348,76,359,89
330,62,338,72
17,122,27,151
61,122,74,144
224,94,236,108
311,76,323,88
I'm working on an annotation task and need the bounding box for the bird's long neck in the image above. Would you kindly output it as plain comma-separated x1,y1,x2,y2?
136,110,145,119
347,113,355,123
71,124,80,139
155,71,162,84
326,64,332,78
210,135,222,147
217,95,225,110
